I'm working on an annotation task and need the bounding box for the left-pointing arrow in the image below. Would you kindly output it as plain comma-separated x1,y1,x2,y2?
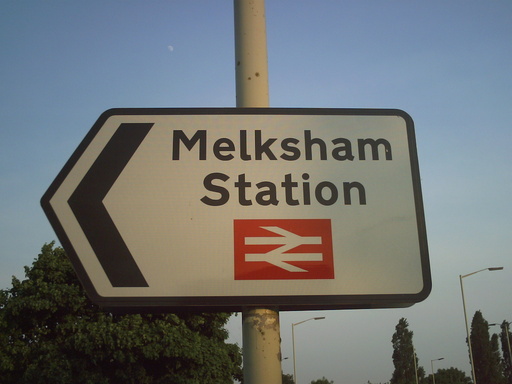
68,123,153,287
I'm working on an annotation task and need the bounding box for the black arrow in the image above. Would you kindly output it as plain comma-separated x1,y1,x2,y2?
68,123,153,287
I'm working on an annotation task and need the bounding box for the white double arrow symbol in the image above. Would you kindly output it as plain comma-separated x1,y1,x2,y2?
244,226,322,272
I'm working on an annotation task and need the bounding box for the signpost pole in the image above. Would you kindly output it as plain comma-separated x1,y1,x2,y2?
234,1,282,383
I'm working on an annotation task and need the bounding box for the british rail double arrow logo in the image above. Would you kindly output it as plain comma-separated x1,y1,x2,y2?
234,219,335,280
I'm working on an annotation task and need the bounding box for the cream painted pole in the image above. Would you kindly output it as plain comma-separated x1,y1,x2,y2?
234,1,281,383
234,0,270,108
242,308,282,384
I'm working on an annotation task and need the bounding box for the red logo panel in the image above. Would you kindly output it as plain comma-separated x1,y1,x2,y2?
234,219,334,280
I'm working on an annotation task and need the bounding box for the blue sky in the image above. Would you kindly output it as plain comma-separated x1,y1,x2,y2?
1,1,511,383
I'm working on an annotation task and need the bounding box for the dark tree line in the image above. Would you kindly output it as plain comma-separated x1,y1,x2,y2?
470,310,510,384
500,321,512,384
390,314,512,384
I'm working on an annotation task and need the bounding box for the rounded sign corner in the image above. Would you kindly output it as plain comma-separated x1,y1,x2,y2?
391,108,414,127
416,277,433,303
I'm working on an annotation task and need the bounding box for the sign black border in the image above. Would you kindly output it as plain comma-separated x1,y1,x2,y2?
41,107,431,312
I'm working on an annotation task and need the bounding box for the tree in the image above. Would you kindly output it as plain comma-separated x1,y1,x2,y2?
428,367,471,384
470,310,505,384
491,333,506,384
282,373,295,384
0,243,242,384
390,318,422,384
417,366,428,384
500,321,512,384
310,377,333,384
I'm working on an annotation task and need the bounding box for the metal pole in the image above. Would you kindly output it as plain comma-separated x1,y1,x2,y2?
431,358,444,384
234,1,281,383
504,322,512,368
460,274,477,384
459,267,503,384
291,317,325,384
292,322,297,384
431,360,435,384
507,325,512,367
413,348,419,384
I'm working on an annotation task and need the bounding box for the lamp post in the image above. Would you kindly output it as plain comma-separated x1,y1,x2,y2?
460,267,504,384
431,357,444,384
413,347,419,384
504,322,512,368
292,317,325,384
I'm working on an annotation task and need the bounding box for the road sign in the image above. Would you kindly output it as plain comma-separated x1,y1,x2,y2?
41,108,431,311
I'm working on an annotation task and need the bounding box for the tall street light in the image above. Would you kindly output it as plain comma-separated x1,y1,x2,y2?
460,266,504,384
292,317,325,384
430,357,444,384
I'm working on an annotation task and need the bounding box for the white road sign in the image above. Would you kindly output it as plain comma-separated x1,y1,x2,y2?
41,108,431,311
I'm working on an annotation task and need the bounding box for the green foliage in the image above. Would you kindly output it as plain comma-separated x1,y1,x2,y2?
0,243,242,384
492,333,506,384
310,377,333,384
390,318,421,384
428,367,471,384
500,321,512,384
417,366,428,384
470,310,491,382
282,373,295,384
470,310,505,384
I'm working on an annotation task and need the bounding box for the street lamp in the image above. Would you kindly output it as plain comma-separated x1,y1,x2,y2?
431,357,444,384
460,266,504,384
292,317,325,384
